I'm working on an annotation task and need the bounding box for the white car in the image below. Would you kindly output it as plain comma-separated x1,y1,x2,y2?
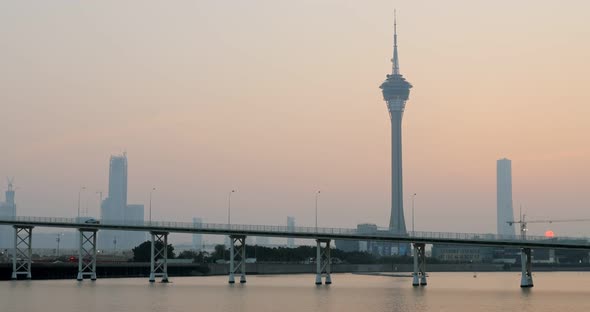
84,218,100,224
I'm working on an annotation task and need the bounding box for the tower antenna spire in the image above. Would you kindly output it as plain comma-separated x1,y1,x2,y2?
392,9,400,75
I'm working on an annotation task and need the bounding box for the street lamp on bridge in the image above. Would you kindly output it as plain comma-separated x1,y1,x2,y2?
228,190,236,226
315,190,321,232
411,193,417,235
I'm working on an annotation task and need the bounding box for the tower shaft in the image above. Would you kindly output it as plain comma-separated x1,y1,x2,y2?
389,111,406,233
497,158,516,236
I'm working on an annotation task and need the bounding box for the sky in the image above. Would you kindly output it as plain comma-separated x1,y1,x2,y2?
1,1,589,238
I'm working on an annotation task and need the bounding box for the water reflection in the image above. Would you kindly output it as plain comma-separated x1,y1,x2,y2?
1,273,590,312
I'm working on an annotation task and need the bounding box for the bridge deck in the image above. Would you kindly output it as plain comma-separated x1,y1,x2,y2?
1,216,589,250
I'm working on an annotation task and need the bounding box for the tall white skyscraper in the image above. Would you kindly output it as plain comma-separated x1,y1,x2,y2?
497,158,516,236
287,216,295,247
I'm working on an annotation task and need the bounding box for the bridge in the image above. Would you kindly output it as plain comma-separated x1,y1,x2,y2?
1,216,589,288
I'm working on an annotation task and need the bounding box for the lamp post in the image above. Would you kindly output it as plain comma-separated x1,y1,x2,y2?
227,189,236,261
228,190,236,226
149,187,156,223
315,190,321,232
411,193,417,235
77,186,86,219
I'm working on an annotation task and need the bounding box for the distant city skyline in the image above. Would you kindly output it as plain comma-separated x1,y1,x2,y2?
1,1,590,237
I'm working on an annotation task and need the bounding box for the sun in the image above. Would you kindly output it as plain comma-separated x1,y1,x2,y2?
545,230,555,238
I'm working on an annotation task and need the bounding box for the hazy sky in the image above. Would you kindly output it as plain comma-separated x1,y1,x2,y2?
1,1,589,238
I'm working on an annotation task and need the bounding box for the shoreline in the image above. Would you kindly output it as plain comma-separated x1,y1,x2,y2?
3,262,590,281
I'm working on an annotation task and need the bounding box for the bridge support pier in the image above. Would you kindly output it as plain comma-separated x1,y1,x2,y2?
520,248,533,288
228,235,247,284
315,239,332,285
77,229,98,281
149,232,169,283
12,226,33,280
412,243,427,286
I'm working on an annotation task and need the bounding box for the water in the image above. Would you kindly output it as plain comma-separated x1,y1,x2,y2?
1,272,590,312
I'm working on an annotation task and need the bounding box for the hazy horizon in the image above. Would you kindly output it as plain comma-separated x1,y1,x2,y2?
1,1,589,237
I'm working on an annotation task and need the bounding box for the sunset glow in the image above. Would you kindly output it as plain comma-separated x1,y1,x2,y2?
545,230,555,238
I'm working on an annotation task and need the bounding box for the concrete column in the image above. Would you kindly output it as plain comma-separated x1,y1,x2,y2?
149,233,155,282
315,240,322,285
229,236,235,284
410,243,427,286
419,244,427,286
240,238,247,284
161,234,169,283
324,240,332,285
77,231,83,281
520,248,533,288
11,227,17,280
91,233,97,281
412,243,419,286
26,231,32,279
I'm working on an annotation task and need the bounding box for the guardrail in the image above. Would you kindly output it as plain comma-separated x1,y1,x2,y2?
1,216,589,247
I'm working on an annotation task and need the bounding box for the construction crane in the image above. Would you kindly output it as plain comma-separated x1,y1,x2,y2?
507,214,590,239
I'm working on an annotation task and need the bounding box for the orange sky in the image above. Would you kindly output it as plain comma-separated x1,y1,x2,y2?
1,1,589,238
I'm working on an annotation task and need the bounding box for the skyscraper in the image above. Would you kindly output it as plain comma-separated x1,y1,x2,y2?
98,154,144,250
0,179,16,248
497,158,516,236
100,154,128,250
103,154,128,222
380,12,412,236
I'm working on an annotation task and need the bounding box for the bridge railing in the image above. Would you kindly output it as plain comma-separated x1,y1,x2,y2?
1,216,589,246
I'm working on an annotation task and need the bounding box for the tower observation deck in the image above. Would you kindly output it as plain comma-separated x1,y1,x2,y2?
379,12,413,236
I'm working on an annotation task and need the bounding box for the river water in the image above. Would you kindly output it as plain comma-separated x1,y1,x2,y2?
1,272,590,312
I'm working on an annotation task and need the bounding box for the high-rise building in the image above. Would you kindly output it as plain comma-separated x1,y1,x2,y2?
287,216,295,247
497,158,516,236
192,217,203,251
0,179,16,248
98,154,145,250
101,155,128,223
103,155,128,222
100,154,128,250
379,13,412,249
